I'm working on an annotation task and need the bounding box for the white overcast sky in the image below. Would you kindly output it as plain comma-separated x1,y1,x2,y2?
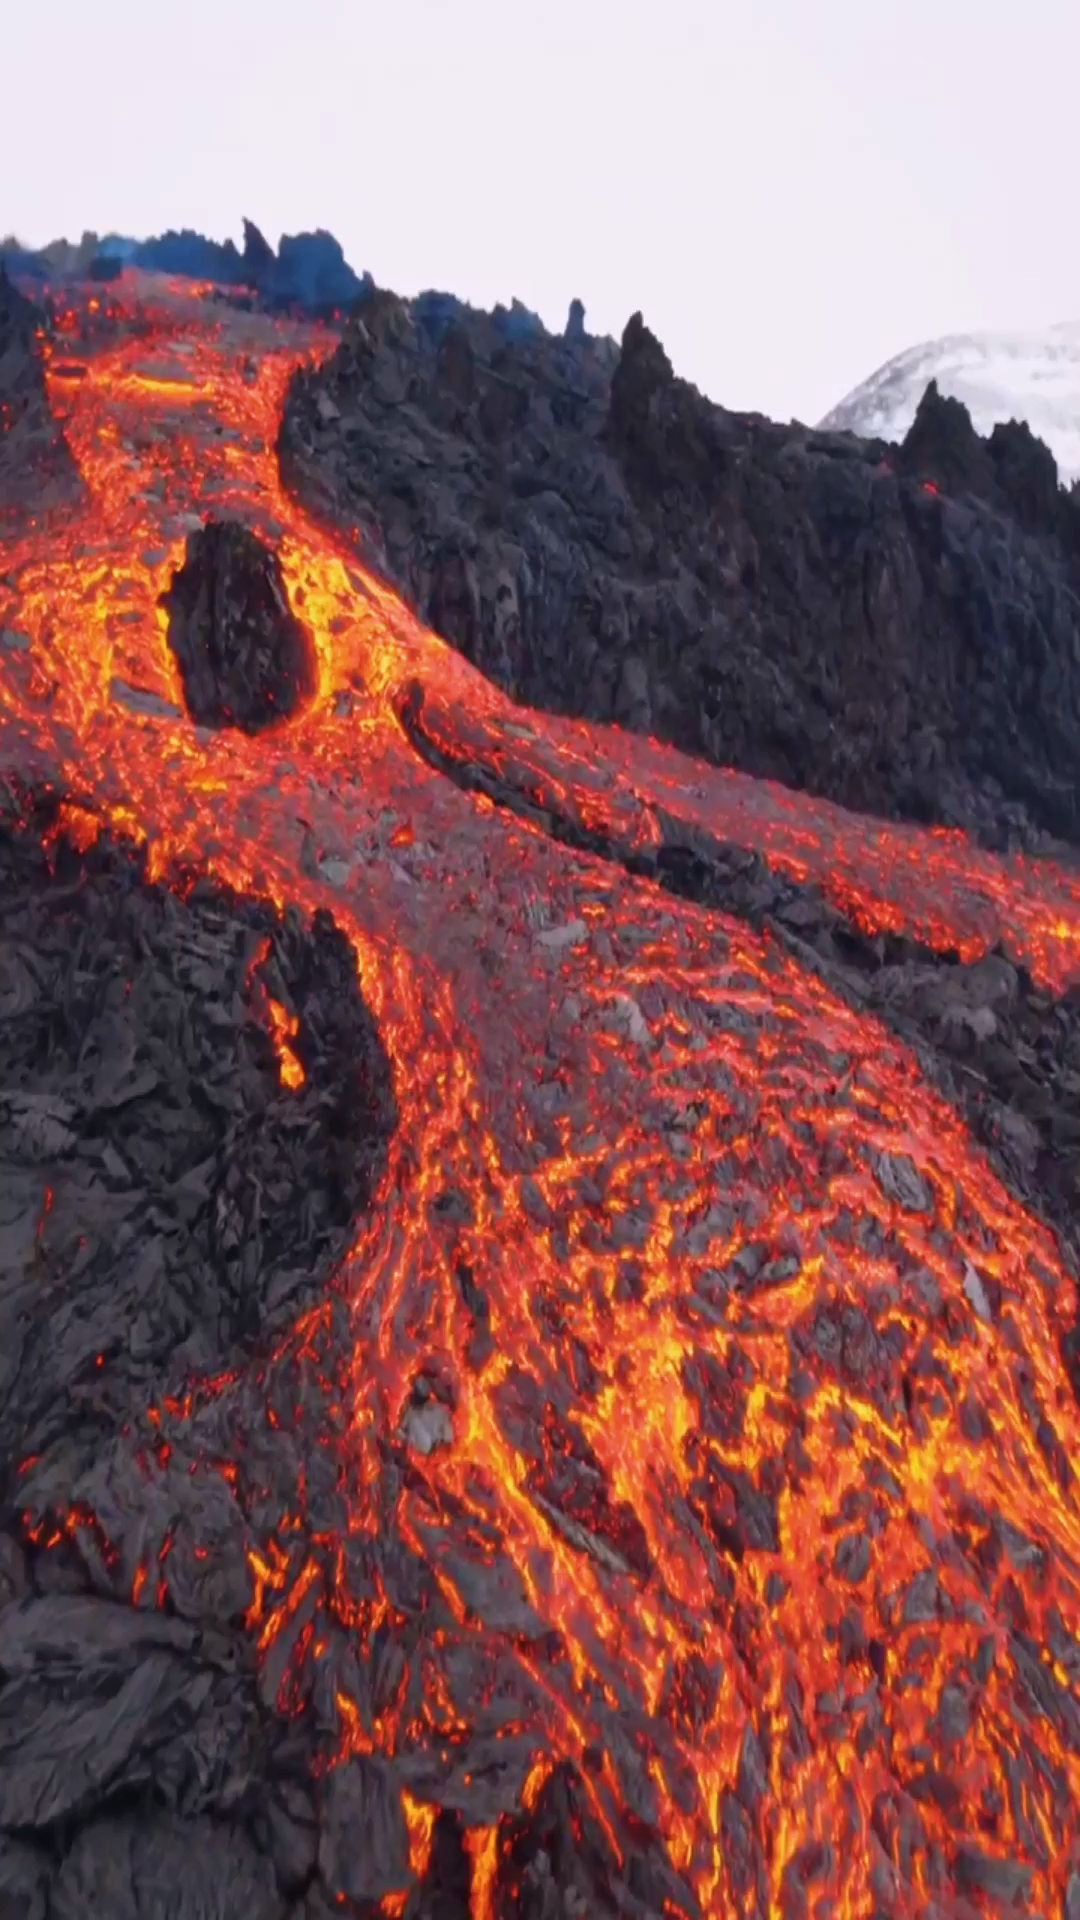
6,0,1078,424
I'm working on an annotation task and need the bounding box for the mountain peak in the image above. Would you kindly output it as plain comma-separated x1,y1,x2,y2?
821,320,1080,482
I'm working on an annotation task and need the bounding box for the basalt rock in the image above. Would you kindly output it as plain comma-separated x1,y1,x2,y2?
281,299,1080,851
0,804,397,1915
1,223,373,321
160,518,316,732
0,271,81,520
893,378,997,501
0,802,395,1484
898,379,1077,550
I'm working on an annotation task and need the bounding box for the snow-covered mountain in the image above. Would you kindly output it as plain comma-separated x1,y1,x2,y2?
820,321,1080,483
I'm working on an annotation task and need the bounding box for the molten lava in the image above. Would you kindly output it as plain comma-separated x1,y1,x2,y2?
3,273,1080,1915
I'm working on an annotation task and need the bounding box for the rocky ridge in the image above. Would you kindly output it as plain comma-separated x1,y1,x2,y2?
0,270,81,520
281,294,1080,853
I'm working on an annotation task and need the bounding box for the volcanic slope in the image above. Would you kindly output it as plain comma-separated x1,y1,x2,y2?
2,274,1080,1918
279,292,1080,855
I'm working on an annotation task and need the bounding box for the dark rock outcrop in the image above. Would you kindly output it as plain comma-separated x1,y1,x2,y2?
893,377,997,501
0,804,396,1917
0,271,81,519
896,378,1079,550
160,518,316,732
1,221,373,319
281,300,1080,851
129,222,370,316
0,803,394,1482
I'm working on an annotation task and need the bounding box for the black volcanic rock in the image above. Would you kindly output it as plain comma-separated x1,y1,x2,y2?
281,302,1080,851
0,271,46,428
0,806,396,1916
0,807,395,1485
987,415,1069,542
896,380,1078,552
160,518,315,732
0,270,81,519
128,227,245,283
242,217,277,283
608,308,675,440
894,376,997,499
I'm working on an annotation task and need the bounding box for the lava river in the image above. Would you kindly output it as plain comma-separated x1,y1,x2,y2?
3,275,1080,1917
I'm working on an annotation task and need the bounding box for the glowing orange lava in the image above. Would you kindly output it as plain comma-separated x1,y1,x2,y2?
3,272,1080,1915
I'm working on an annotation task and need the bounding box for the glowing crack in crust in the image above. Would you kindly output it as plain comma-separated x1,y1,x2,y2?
3,275,1080,1915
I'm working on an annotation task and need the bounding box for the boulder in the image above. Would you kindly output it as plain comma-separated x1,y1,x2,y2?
159,517,315,732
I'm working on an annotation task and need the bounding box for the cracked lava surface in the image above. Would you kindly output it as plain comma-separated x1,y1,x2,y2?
3,276,1080,1916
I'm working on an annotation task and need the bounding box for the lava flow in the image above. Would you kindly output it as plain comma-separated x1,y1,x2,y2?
4,273,1080,1917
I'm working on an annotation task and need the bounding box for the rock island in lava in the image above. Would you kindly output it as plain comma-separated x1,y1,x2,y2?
1,245,1080,1919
